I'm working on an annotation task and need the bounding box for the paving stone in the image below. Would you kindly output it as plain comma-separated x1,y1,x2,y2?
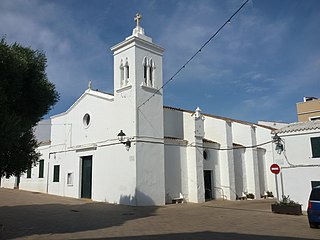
0,188,319,240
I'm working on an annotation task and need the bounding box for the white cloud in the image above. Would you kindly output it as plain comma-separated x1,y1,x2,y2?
0,0,113,101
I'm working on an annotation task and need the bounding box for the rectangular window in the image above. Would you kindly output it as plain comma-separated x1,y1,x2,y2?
27,166,31,178
67,172,73,186
38,160,44,178
311,137,320,158
53,165,60,182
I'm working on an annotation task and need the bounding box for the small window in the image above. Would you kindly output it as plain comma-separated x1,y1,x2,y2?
27,166,32,178
311,137,320,158
53,165,60,182
120,64,124,86
39,160,44,178
67,172,73,186
149,65,153,85
203,150,209,160
83,113,91,127
126,65,129,79
144,64,147,84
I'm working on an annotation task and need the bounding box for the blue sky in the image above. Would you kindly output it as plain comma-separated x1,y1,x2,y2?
1,0,319,123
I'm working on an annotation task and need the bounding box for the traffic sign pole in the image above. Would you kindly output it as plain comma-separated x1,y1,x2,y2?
270,163,281,200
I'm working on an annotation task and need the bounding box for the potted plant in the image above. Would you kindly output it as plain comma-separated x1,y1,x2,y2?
246,193,255,200
267,191,274,198
271,195,302,215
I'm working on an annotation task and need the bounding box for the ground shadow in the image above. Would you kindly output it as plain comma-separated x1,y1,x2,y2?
202,204,275,214
79,231,318,240
0,195,158,239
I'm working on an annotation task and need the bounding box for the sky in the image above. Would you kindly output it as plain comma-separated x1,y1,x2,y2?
1,0,319,124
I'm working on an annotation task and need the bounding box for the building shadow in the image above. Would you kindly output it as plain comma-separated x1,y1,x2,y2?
0,195,158,239
202,204,274,214
79,231,317,240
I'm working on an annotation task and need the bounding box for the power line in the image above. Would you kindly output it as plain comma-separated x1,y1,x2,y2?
137,0,250,109
134,138,272,151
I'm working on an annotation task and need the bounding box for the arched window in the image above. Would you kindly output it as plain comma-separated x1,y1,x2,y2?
142,57,156,88
143,57,147,85
149,59,153,87
126,65,129,80
120,60,124,87
124,59,129,85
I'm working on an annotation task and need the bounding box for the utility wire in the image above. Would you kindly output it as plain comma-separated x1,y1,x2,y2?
134,138,272,151
137,0,250,109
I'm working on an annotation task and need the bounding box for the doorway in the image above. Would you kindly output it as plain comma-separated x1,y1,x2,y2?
81,156,92,199
204,170,213,200
14,175,20,189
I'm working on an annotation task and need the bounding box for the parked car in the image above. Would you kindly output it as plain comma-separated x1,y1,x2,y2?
307,186,320,228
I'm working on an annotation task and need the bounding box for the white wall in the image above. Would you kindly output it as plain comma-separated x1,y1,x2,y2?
256,127,276,198
1,176,17,189
232,123,260,198
164,140,187,203
19,145,50,193
276,130,320,210
233,148,246,197
281,167,319,210
203,142,221,199
164,108,184,139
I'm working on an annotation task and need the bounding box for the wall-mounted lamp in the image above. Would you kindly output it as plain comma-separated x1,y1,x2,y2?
117,130,131,151
117,130,126,142
273,133,284,154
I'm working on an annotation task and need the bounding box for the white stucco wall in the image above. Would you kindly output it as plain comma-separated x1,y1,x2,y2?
1,176,17,189
203,142,221,199
275,130,320,210
256,126,276,197
233,147,246,197
19,145,50,193
203,117,236,200
164,140,187,203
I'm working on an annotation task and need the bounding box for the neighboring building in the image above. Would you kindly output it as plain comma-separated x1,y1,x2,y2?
296,97,320,122
1,16,277,205
273,120,320,210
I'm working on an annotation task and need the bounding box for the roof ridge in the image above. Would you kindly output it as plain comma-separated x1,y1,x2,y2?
163,105,276,130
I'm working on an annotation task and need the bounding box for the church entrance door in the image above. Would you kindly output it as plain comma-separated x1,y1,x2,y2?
81,156,92,199
204,170,213,200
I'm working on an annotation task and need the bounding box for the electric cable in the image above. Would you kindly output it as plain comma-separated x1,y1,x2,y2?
137,0,250,109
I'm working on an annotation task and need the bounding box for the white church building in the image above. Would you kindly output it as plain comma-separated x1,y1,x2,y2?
1,16,278,206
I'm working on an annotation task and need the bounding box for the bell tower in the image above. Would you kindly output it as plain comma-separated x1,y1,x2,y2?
111,14,165,205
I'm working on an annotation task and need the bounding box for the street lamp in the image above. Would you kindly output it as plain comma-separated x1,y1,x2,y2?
117,130,126,142
273,133,284,154
117,130,131,151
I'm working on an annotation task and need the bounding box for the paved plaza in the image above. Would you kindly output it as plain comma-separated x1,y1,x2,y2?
0,188,318,240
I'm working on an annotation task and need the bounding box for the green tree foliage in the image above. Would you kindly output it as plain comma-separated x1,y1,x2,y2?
0,37,59,177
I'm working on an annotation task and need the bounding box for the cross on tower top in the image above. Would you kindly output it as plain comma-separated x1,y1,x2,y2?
134,13,142,28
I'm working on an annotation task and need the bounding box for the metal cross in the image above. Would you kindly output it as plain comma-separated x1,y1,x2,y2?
134,13,142,27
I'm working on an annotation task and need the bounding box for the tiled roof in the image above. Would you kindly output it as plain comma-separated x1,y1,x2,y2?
163,105,276,130
275,120,320,134
203,138,219,144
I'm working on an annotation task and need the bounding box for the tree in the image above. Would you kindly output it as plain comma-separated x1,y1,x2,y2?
0,37,59,177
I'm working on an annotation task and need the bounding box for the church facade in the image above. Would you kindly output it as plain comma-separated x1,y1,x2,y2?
1,17,277,205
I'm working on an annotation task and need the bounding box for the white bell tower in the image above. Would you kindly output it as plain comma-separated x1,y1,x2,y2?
111,13,165,205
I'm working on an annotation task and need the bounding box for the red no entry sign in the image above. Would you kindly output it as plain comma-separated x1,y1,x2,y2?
270,163,280,174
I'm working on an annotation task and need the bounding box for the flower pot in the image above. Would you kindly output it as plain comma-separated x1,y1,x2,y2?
271,204,302,215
